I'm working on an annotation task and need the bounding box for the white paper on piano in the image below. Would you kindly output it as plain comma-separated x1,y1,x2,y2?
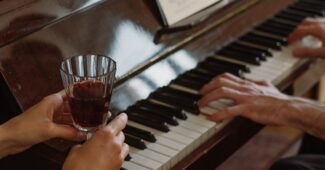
156,0,222,26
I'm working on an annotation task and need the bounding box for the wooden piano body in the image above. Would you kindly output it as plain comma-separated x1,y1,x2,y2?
0,0,322,169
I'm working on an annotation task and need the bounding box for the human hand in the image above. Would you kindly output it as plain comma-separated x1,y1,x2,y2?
62,113,129,170
0,91,85,158
288,18,325,58
198,73,290,125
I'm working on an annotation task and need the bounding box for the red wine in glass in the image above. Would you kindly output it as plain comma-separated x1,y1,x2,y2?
68,80,110,130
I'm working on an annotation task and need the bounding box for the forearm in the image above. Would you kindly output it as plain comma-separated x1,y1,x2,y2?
0,124,15,159
281,96,325,139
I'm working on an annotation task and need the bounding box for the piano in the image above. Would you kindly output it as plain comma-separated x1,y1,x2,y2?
0,0,324,169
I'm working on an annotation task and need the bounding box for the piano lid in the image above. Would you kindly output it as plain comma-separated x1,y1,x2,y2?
0,0,261,110
0,0,106,47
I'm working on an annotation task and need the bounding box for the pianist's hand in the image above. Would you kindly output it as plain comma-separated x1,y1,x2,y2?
288,17,325,58
198,73,290,125
0,91,85,158
62,113,129,170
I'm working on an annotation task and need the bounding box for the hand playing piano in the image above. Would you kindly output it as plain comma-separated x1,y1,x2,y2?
62,113,129,170
289,17,325,58
0,91,86,158
198,73,290,125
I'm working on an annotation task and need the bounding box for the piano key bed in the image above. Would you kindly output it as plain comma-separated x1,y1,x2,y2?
119,0,325,169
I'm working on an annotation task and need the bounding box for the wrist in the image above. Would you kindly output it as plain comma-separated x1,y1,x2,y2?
279,97,325,137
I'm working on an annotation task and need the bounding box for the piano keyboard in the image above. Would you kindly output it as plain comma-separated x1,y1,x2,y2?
122,0,325,169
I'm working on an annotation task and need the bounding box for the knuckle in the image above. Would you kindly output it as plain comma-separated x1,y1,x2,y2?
96,128,114,139
220,86,229,93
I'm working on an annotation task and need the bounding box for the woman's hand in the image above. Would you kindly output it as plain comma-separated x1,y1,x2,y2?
0,91,85,158
62,113,129,170
198,73,290,125
288,17,325,58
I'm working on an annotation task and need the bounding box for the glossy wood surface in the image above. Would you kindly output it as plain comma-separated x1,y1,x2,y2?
0,0,307,169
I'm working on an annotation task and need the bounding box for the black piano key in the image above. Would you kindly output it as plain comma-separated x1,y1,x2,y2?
149,93,200,115
125,134,147,150
217,49,261,65
275,11,305,23
125,110,170,132
223,45,268,61
197,60,246,76
205,56,250,72
157,86,202,101
281,10,310,19
285,8,318,18
178,71,212,83
125,154,132,161
255,25,291,37
124,125,156,142
266,19,297,29
136,100,187,120
288,6,324,17
199,59,247,74
240,34,282,50
128,106,179,126
171,77,204,91
187,69,217,80
246,32,287,46
231,42,273,57
260,21,295,34
293,1,325,14
268,18,297,28
299,0,325,6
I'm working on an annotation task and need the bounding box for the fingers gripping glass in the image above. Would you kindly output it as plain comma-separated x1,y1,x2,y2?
60,54,116,137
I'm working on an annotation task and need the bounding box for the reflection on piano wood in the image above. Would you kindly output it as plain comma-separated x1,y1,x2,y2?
0,0,324,170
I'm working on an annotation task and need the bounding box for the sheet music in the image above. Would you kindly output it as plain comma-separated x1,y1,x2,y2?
157,0,222,26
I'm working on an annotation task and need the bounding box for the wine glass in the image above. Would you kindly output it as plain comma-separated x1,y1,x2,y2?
60,54,116,138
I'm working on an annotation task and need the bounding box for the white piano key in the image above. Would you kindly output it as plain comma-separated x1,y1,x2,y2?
127,121,194,159
130,147,169,164
122,161,151,170
168,124,201,139
187,114,216,129
156,136,186,150
129,152,162,170
178,120,207,134
145,142,177,158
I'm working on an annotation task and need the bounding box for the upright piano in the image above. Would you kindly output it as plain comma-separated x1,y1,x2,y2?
0,0,324,169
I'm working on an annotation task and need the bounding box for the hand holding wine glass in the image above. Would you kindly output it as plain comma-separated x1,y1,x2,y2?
0,91,85,158
62,113,129,170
